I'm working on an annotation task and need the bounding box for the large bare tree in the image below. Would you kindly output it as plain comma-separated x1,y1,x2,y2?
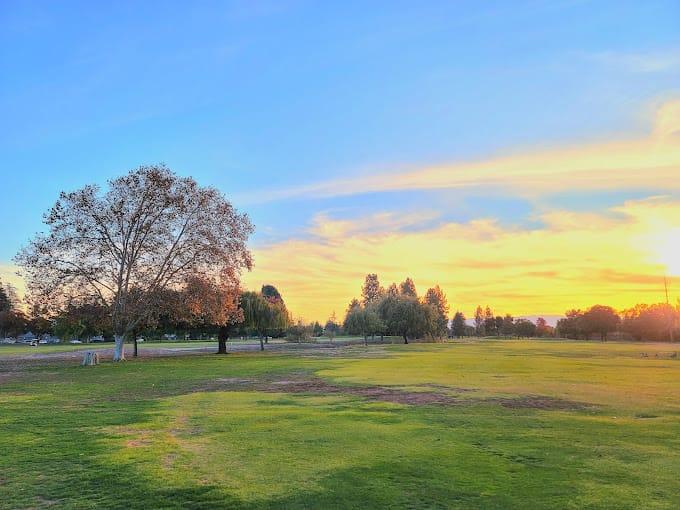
15,165,253,360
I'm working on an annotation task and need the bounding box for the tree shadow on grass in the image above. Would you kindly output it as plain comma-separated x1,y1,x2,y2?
0,387,500,510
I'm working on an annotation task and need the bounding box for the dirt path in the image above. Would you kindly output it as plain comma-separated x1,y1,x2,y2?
0,340,367,365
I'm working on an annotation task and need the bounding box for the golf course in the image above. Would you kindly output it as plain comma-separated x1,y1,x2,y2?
1,339,678,509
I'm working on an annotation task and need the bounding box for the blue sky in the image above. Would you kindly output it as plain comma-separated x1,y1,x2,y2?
1,1,679,319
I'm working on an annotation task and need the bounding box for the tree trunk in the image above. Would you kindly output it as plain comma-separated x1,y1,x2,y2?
113,335,125,361
403,335,408,344
259,336,264,351
364,335,368,346
81,351,99,366
133,337,138,358
217,327,228,354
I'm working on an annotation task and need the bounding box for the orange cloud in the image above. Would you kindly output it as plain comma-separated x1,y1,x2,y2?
243,197,680,322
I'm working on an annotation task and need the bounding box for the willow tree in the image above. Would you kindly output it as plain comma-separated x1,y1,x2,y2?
240,291,270,351
15,165,253,361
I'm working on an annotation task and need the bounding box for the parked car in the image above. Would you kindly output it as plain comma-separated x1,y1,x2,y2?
90,335,105,343
136,337,145,343
18,332,38,344
69,339,82,344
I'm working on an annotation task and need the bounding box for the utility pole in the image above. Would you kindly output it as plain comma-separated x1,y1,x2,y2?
664,276,674,342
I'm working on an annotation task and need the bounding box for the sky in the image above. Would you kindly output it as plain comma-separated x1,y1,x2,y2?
1,0,679,322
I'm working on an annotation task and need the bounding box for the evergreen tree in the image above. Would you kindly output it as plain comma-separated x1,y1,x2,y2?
399,277,417,298
483,306,496,336
361,273,384,306
424,285,449,338
474,306,485,336
451,311,467,338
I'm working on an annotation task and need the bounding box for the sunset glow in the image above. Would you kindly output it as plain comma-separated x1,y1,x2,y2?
243,102,680,321
656,228,680,276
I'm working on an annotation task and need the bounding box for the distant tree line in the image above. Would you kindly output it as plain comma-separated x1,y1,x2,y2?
338,274,680,343
4,271,679,346
557,303,679,342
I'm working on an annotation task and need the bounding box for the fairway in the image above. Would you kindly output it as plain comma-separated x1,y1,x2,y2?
1,340,679,509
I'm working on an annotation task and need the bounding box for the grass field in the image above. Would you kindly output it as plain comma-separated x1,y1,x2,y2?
1,340,678,509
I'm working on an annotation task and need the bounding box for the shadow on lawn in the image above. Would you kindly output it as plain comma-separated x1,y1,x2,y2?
1,400,486,510
0,382,504,510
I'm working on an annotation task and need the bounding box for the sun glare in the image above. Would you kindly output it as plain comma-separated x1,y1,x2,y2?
657,228,680,276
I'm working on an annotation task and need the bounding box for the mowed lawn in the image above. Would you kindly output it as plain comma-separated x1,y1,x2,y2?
1,341,678,509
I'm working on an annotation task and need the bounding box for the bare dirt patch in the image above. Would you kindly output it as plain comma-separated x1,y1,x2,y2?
204,376,594,411
125,439,152,448
490,395,591,411
206,376,468,406
272,379,467,406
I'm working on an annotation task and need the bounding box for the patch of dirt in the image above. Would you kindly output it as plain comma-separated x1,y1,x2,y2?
215,378,251,384
639,352,678,359
204,376,596,411
287,379,466,406
490,395,590,410
125,439,151,448
416,383,474,393
36,496,59,507
205,376,468,406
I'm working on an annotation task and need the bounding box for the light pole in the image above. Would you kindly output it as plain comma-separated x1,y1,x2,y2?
664,276,674,342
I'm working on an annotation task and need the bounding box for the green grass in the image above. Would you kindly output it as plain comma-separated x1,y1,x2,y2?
1,340,678,509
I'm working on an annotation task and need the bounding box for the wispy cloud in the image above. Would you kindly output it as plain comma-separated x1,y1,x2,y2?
588,48,680,73
236,100,680,204
308,210,440,238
